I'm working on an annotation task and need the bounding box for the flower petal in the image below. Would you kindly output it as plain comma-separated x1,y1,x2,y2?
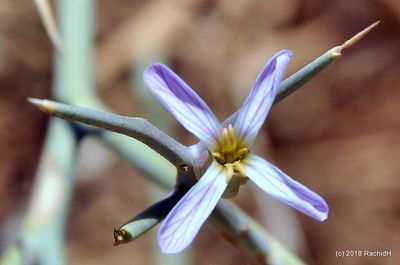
158,161,228,253
144,64,222,147
234,50,292,145
244,154,328,221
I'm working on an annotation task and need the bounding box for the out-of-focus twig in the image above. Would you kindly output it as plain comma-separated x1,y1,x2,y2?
33,0,63,53
0,120,77,265
0,1,94,265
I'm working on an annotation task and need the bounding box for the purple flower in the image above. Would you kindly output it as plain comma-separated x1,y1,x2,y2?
143,50,328,254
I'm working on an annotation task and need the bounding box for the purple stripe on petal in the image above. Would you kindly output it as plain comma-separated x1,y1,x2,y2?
144,64,222,147
234,50,292,145
158,162,228,253
245,154,328,221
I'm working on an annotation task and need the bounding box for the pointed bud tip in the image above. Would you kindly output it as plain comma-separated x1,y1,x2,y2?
27,98,56,114
334,21,380,55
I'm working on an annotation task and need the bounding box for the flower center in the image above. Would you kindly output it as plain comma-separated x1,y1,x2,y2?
212,125,249,198
212,124,249,167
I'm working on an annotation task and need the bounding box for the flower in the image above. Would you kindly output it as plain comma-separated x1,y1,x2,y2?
143,50,328,254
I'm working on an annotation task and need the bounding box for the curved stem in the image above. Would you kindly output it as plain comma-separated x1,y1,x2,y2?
28,99,193,169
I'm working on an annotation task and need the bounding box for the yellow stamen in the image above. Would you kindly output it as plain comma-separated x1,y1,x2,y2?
227,124,236,150
213,125,249,165
213,125,249,198
235,147,249,160
212,152,225,164
222,129,232,152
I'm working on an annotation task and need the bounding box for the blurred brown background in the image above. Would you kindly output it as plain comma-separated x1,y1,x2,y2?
1,0,399,265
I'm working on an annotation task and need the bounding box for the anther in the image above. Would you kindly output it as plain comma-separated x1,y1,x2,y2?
212,152,225,164
222,128,231,151
214,125,249,165
222,124,238,152
235,147,249,160
227,124,236,150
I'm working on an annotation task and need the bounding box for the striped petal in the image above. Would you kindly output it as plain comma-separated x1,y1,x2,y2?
244,154,328,221
234,50,292,145
158,161,228,253
144,64,222,147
